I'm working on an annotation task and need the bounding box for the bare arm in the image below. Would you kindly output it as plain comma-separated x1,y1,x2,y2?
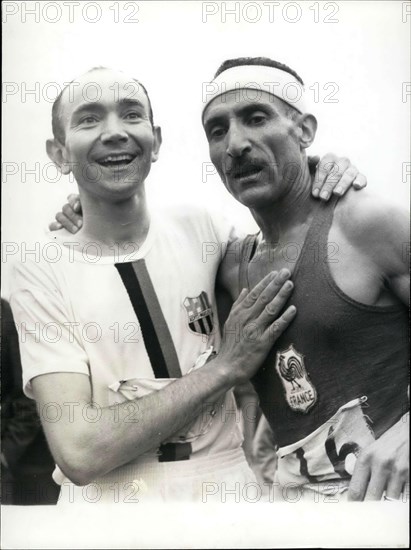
342,196,409,500
379,208,409,306
216,263,262,465
339,194,409,306
234,382,261,467
32,270,296,485
33,365,233,486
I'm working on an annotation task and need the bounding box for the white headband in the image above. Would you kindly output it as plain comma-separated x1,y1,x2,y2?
202,65,309,117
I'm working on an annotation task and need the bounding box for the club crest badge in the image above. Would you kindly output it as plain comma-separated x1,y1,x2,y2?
275,344,317,413
183,291,214,336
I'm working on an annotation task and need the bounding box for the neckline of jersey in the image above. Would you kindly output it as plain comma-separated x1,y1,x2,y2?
45,214,157,265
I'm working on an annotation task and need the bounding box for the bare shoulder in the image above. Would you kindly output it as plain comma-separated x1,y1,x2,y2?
335,190,409,245
334,189,409,272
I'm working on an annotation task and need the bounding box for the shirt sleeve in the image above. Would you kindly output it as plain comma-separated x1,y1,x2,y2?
9,258,89,398
207,207,244,248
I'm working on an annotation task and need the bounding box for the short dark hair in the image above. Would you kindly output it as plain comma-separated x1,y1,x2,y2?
214,57,304,119
214,57,304,84
51,67,155,145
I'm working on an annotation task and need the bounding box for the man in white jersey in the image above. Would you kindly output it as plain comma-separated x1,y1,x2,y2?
10,67,302,503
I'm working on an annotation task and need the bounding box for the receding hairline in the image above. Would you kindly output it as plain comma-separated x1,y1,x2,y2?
52,66,154,144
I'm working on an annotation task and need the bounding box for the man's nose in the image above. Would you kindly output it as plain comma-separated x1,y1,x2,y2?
100,114,128,143
226,124,251,158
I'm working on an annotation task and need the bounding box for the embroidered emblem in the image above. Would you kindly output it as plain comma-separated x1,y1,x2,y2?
183,291,214,335
275,344,317,413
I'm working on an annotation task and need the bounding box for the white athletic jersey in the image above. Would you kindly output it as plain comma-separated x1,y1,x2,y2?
10,205,244,487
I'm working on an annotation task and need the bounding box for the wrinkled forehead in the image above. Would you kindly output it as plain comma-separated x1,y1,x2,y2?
60,69,151,120
202,64,308,124
203,89,284,123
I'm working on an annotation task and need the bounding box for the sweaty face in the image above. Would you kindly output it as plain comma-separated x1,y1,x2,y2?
203,90,303,208
58,69,159,201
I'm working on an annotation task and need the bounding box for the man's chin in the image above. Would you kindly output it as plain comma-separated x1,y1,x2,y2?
83,179,143,202
228,183,273,209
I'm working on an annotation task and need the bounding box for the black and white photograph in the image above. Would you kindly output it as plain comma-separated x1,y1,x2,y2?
1,1,410,548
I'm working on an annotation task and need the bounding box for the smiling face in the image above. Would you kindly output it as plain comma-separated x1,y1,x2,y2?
49,69,161,202
203,90,306,209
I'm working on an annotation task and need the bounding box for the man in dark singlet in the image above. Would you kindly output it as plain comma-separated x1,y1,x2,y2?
202,57,409,502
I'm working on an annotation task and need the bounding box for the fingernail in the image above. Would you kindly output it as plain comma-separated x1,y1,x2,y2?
320,191,329,200
77,219,83,228
334,186,343,195
278,269,290,281
74,201,80,211
312,189,319,198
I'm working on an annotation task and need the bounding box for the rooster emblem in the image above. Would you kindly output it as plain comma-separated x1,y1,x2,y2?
275,344,317,413
278,354,304,391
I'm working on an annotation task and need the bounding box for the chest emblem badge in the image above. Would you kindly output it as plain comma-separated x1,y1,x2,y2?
275,344,317,413
183,291,214,336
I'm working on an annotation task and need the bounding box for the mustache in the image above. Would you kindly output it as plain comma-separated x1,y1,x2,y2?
224,157,266,176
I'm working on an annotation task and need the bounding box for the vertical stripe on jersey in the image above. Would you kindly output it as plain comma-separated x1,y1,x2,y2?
115,260,182,379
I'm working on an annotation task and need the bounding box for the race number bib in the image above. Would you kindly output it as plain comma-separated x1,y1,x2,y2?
276,397,375,486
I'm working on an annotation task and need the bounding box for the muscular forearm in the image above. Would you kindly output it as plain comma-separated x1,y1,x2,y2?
89,358,237,479
38,357,237,485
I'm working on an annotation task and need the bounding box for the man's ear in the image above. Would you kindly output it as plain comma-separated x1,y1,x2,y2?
297,114,317,150
46,139,71,175
151,126,162,163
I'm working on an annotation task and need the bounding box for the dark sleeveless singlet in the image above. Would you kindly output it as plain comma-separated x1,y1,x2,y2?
239,197,409,448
